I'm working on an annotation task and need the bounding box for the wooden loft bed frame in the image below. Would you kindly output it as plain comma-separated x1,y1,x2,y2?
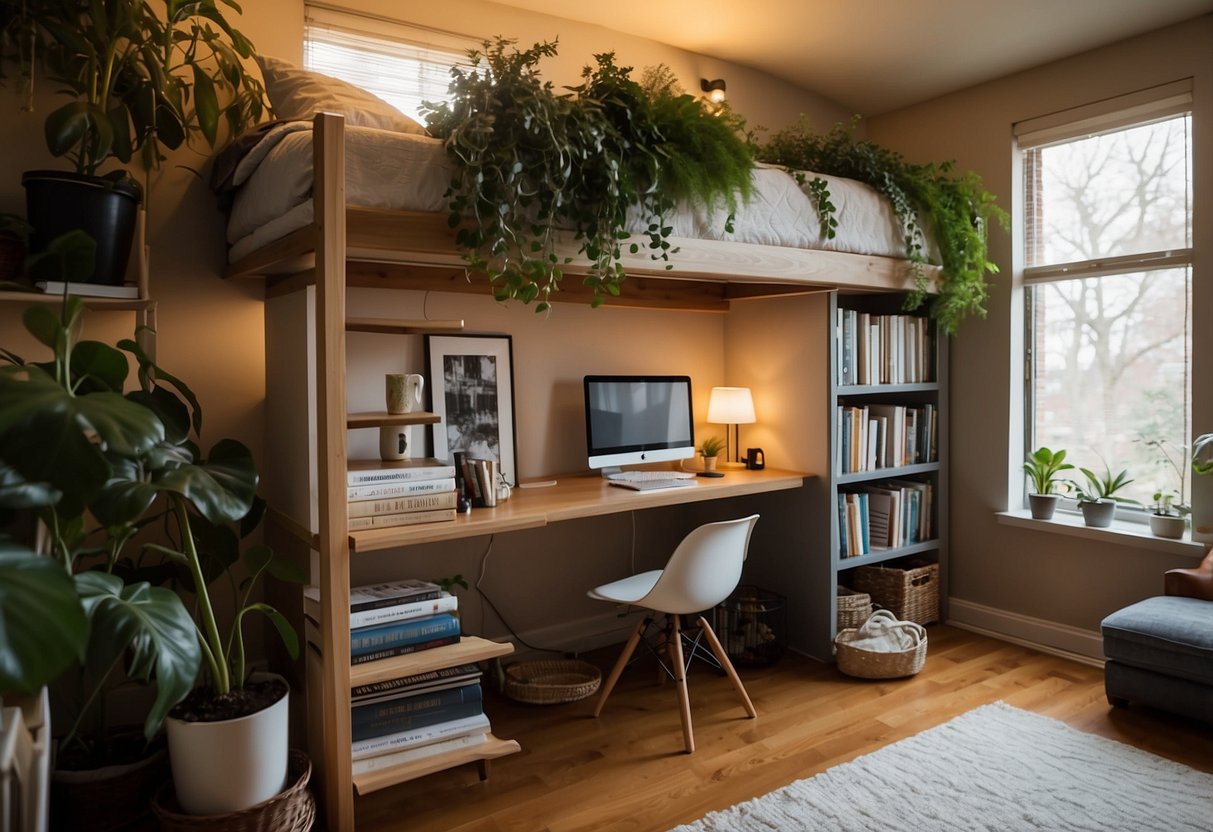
227,111,940,831
224,113,938,309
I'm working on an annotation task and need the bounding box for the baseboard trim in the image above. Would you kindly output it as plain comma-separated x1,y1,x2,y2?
947,597,1105,668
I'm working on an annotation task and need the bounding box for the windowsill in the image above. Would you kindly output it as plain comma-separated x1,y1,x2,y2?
996,509,1209,557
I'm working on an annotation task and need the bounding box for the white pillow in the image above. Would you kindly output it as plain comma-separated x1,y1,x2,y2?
256,55,427,135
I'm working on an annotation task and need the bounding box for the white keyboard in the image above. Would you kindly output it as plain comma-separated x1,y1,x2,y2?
606,471,696,482
607,475,699,491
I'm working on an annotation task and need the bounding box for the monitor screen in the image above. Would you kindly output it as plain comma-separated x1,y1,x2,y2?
583,375,695,470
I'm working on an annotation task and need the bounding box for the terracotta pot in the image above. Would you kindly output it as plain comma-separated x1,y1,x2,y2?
703,455,718,473
1149,513,1186,540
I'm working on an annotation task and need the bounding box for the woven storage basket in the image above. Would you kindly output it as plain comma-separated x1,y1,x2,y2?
151,749,315,832
503,659,602,704
835,610,927,679
853,562,940,625
836,586,873,630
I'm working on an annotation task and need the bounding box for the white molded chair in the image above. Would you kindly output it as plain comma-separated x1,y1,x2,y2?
588,514,760,752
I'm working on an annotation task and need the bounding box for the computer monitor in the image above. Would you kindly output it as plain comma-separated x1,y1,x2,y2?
583,375,695,472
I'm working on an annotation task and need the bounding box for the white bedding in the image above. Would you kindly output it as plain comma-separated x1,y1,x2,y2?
226,121,916,266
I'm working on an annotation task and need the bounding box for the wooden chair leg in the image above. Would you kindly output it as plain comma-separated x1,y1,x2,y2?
594,618,646,718
668,614,695,753
696,615,757,719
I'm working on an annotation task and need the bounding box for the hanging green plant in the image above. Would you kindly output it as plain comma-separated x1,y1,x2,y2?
758,118,1007,334
424,38,753,311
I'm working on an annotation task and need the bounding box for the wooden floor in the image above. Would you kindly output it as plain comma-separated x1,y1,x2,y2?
349,625,1213,832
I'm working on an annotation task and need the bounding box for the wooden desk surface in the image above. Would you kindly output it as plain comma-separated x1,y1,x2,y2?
349,468,808,553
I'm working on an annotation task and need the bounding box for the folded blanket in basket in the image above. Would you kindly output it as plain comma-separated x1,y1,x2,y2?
839,609,922,653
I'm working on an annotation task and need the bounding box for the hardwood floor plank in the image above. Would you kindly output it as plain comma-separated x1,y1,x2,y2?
346,626,1213,832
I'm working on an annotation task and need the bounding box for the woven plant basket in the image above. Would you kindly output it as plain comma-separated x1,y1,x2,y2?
853,562,940,625
835,610,927,679
151,749,315,832
836,586,873,630
503,659,602,704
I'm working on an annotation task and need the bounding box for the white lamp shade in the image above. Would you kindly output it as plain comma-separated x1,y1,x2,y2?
707,387,756,425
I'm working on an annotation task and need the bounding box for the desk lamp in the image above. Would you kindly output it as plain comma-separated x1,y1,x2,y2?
707,386,755,469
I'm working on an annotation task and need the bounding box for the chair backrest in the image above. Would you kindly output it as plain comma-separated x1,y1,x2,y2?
638,514,759,615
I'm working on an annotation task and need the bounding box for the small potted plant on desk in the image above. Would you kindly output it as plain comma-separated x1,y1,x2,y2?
1022,446,1073,520
698,436,726,477
1073,463,1136,528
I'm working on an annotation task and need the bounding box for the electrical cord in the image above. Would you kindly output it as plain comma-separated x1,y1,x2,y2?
473,533,564,655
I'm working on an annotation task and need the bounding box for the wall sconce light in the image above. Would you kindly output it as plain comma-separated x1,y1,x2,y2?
700,78,727,105
707,386,755,469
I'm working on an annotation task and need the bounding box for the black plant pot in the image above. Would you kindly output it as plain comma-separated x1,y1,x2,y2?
22,170,141,285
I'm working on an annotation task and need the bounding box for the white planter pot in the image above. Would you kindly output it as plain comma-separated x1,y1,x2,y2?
165,673,289,815
1148,513,1187,540
1192,474,1213,544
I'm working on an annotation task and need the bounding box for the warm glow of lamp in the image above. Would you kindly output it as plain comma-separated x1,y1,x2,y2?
707,386,755,468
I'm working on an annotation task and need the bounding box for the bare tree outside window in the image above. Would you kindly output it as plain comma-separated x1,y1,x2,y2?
1026,113,1192,509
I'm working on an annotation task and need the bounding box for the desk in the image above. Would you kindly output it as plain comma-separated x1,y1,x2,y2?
348,468,808,553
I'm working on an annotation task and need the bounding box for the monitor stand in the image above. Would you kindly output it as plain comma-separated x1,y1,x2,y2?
599,466,623,479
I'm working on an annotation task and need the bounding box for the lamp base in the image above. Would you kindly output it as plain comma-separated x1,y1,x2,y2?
719,460,748,470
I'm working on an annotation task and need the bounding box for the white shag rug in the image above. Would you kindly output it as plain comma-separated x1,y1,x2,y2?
671,702,1213,831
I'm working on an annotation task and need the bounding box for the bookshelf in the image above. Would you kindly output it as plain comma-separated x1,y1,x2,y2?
828,291,948,637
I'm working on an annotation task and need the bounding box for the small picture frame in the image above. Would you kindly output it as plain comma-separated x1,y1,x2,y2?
425,334,517,487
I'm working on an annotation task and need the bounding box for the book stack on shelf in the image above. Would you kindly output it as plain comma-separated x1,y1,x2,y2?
303,579,494,772
835,308,933,386
838,480,934,558
836,403,937,473
347,458,458,530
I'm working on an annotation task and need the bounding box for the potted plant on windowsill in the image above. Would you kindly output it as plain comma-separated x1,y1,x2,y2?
0,0,270,286
1192,433,1213,544
1022,446,1073,520
1149,490,1188,540
1073,463,1136,528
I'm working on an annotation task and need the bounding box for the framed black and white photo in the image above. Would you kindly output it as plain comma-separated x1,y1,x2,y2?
425,334,517,486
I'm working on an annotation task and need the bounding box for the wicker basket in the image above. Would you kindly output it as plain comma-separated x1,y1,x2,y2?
503,659,602,704
836,586,873,630
151,749,315,832
853,561,940,625
835,610,927,679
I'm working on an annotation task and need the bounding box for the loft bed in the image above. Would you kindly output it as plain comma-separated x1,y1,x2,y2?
222,113,939,308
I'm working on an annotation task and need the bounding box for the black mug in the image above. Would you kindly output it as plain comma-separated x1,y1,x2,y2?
746,448,765,470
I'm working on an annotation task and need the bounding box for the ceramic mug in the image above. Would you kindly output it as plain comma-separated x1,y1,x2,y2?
386,373,425,414
378,426,409,460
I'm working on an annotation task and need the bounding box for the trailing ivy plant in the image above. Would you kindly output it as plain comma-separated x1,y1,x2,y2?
424,38,753,311
758,118,1007,334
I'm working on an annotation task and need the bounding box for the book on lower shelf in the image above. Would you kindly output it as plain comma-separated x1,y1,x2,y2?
347,508,456,530
348,490,459,518
351,731,488,774
351,712,491,760
351,682,484,742
34,280,140,299
348,579,444,612
350,612,461,664
304,586,458,629
348,478,457,501
347,458,457,485
352,662,482,704
838,479,934,557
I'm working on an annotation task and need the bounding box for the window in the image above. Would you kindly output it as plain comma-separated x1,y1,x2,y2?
303,5,477,123
1018,81,1194,513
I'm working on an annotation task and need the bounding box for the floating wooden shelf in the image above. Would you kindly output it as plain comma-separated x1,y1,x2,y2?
346,317,464,335
346,411,441,429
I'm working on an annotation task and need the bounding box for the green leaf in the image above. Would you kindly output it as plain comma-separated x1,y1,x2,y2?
155,438,257,525
74,571,201,741
244,602,299,661
192,65,220,146
0,542,87,694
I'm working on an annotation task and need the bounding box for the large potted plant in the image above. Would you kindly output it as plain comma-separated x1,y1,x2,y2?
1022,446,1073,520
0,0,270,285
0,299,204,829
0,298,301,823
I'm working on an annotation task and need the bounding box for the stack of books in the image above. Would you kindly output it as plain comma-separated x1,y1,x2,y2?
347,458,458,530
305,578,463,664
835,308,934,387
303,579,493,773
837,479,934,557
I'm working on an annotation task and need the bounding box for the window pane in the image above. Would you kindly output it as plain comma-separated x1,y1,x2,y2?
1025,115,1191,267
1031,268,1191,506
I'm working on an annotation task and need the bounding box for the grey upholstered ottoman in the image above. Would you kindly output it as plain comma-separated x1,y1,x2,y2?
1101,595,1213,725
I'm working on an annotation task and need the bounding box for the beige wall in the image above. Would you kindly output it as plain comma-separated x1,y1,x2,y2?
866,16,1213,655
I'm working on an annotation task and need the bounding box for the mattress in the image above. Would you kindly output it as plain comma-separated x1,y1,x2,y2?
226,121,918,266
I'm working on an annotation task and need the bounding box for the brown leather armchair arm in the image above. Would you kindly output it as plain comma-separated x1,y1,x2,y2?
1164,547,1213,600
